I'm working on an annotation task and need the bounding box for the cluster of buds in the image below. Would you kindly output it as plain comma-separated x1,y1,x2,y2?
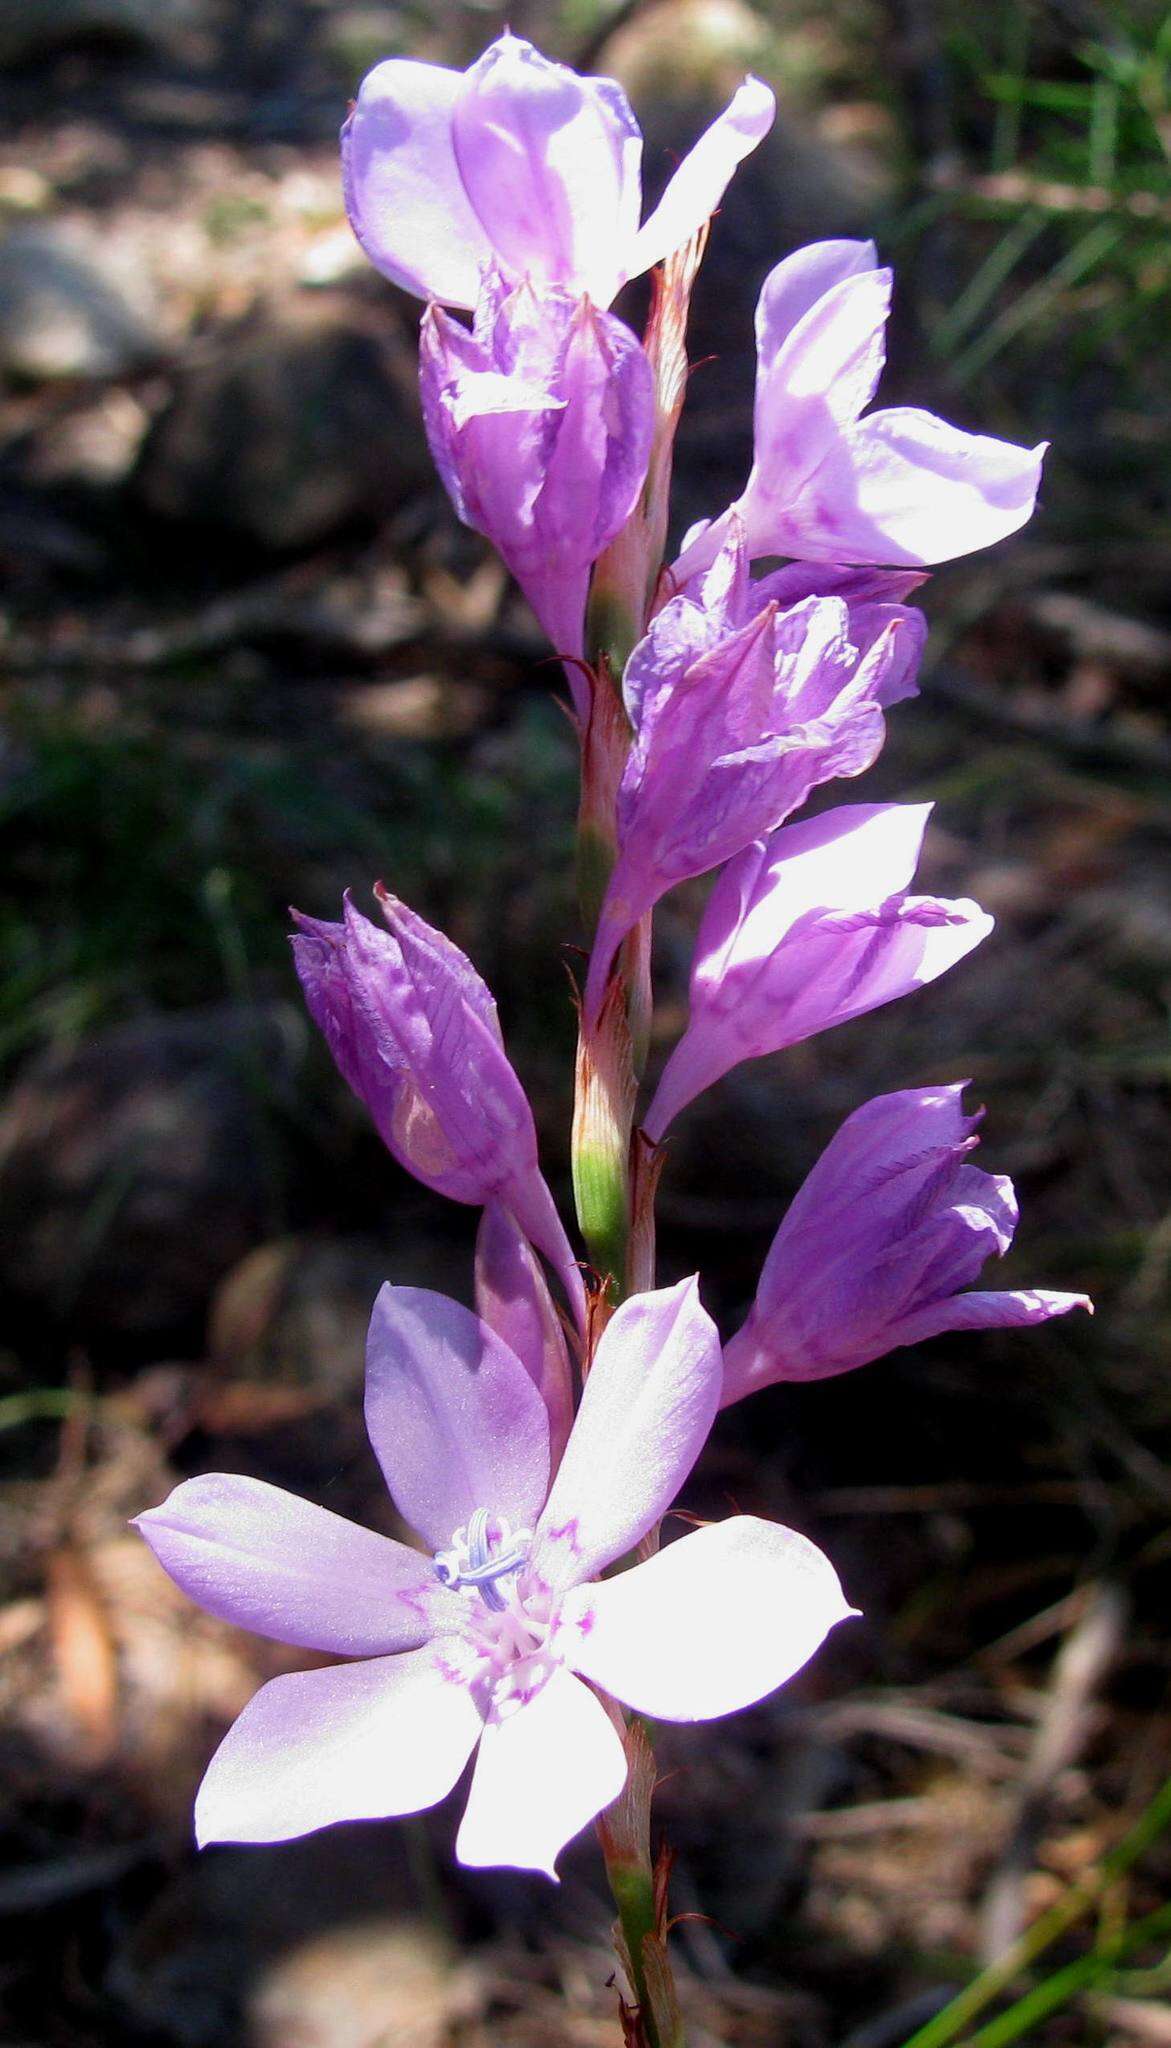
136,29,1090,2028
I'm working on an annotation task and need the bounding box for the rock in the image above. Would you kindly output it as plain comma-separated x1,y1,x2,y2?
132,300,432,552
0,1004,304,1350
0,221,158,383
0,0,206,64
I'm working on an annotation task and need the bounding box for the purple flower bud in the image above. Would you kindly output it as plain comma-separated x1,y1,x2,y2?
342,31,774,309
420,276,654,675
674,238,1045,580
584,523,926,1018
291,889,583,1325
643,803,992,1139
721,1084,1091,1401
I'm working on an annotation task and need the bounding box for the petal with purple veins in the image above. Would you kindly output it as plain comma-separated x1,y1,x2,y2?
781,408,1047,566
453,34,641,303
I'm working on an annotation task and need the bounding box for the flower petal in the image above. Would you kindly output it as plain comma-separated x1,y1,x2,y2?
341,58,492,306
530,1277,721,1592
631,76,776,276
365,1285,551,1553
745,266,891,510
195,1649,482,1846
644,807,993,1139
752,238,879,366
888,1286,1092,1351
782,407,1046,566
475,1203,575,1471
134,1476,453,1655
452,33,642,304
559,1516,855,1720
455,1666,625,1877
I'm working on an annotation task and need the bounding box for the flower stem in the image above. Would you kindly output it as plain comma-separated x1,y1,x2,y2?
596,1716,685,2048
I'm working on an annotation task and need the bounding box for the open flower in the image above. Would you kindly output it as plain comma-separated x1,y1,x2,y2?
136,1278,853,1877
674,238,1045,579
583,524,925,1019
721,1084,1091,1402
342,31,775,310
644,803,992,1140
420,274,653,671
291,888,584,1326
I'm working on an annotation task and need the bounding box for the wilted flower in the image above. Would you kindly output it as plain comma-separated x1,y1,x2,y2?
292,889,584,1324
342,31,775,309
643,803,992,1139
420,274,654,670
136,1278,853,1875
721,1084,1091,1401
583,524,925,1018
675,238,1046,579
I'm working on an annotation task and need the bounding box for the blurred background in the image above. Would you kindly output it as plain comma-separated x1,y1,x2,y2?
1,1,1169,2042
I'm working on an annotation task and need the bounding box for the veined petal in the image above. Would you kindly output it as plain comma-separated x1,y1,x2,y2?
455,1666,626,1877
888,1286,1092,1351
782,408,1047,566
195,1649,482,1846
631,76,776,277
747,266,891,504
453,34,641,304
559,1516,856,1720
341,59,492,306
530,1277,721,1593
135,1476,452,1656
365,1285,551,1554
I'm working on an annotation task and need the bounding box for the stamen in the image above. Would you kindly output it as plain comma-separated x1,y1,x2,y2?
432,1509,531,1611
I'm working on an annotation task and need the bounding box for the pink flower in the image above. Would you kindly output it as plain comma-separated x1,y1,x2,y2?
644,803,993,1139
582,523,925,1020
342,31,775,309
136,1278,853,1876
675,238,1046,578
721,1085,1092,1401
420,274,654,672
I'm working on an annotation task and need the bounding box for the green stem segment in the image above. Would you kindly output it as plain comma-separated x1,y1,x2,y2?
596,1717,685,2048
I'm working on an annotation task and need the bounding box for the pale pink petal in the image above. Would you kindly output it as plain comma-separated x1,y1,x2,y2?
559,1517,856,1721
889,1286,1092,1351
782,408,1047,566
631,76,776,276
365,1285,551,1554
530,1277,721,1593
195,1649,482,1846
135,1476,453,1656
453,34,641,304
745,267,891,506
455,1666,626,1877
341,59,492,306
753,238,879,365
